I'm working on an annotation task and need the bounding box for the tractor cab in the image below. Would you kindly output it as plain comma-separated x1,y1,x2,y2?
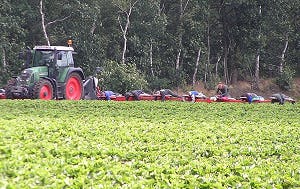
31,46,78,82
32,46,75,67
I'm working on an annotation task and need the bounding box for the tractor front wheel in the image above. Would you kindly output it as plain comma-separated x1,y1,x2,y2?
33,79,54,100
64,73,83,100
5,78,17,99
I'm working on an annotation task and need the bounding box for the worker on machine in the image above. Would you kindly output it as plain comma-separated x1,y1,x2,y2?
103,91,117,100
125,90,147,101
188,91,207,102
155,89,180,101
270,93,295,105
216,82,229,97
240,93,264,103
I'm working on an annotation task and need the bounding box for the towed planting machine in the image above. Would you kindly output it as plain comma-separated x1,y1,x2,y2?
4,41,98,100
96,91,296,104
102,94,192,102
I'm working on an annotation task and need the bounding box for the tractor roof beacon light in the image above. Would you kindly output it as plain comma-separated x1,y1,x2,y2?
67,40,72,47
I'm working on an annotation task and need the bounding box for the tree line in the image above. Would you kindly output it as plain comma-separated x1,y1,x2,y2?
0,0,299,93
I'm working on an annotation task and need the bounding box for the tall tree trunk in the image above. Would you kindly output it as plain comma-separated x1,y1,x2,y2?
215,56,221,79
253,54,260,89
253,5,262,90
40,0,50,46
175,10,183,70
90,16,97,34
204,56,208,84
232,68,238,84
118,11,131,64
223,46,229,84
192,48,201,86
149,39,154,77
116,1,138,64
279,34,289,73
206,14,211,84
39,0,71,46
175,47,182,70
2,48,6,68
175,0,190,70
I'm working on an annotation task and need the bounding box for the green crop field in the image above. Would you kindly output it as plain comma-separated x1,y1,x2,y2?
0,100,299,188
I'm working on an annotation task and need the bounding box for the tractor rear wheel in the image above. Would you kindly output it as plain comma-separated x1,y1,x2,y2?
33,79,54,100
5,78,17,99
64,73,83,100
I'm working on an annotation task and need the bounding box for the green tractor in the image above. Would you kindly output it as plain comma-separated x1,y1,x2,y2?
5,44,88,100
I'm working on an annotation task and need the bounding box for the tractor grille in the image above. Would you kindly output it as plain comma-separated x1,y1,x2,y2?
19,70,33,85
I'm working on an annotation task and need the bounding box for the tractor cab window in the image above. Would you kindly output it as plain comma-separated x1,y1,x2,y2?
56,51,74,67
56,51,68,67
33,50,55,66
66,51,74,66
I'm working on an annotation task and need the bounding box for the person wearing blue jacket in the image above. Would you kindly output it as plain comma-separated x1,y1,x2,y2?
188,91,207,102
241,93,264,103
104,91,116,100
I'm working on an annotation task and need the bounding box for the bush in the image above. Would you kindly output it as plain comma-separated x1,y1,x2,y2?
147,76,172,91
276,66,295,91
98,61,148,94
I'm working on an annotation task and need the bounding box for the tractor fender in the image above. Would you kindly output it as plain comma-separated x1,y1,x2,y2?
65,68,85,82
40,76,56,86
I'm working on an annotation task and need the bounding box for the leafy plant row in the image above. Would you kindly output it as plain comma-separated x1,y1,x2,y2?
0,100,299,188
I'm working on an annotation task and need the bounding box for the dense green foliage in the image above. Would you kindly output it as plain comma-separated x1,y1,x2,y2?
98,61,149,94
0,100,299,188
0,0,299,90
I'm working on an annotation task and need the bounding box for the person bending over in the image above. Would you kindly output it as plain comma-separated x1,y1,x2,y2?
188,91,207,102
155,89,180,101
103,91,116,100
241,93,264,103
125,90,145,101
216,82,229,97
270,93,295,105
